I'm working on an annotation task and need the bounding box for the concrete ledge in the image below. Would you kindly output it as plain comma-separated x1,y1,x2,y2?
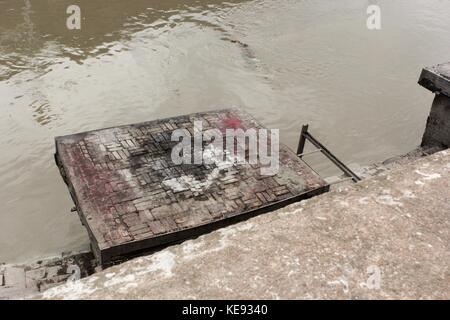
38,150,450,300
0,252,96,300
419,63,450,96
421,94,450,148
419,62,450,148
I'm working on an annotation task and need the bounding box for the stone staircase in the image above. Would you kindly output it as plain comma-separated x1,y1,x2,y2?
0,252,96,300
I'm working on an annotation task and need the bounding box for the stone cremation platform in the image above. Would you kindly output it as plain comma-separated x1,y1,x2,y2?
55,109,329,265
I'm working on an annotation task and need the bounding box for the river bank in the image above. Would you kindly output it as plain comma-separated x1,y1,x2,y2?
35,148,450,299
3,58,450,298
1,143,445,299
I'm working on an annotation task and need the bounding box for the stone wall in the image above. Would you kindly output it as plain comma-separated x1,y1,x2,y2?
0,252,96,299
419,63,450,148
422,94,450,148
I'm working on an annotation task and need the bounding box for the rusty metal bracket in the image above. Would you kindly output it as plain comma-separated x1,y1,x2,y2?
296,124,361,183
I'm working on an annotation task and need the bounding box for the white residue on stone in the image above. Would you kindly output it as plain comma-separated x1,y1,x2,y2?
358,197,370,205
42,279,97,300
235,222,254,232
140,251,176,278
339,201,350,207
375,194,403,207
103,274,136,288
223,222,254,240
162,175,200,192
118,282,138,294
402,190,416,199
278,207,303,217
415,170,441,180
182,240,205,255
181,222,255,261
118,168,134,181
162,165,227,193
163,145,243,193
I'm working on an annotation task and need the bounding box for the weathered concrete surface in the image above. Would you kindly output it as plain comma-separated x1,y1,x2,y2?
38,150,450,300
349,146,443,181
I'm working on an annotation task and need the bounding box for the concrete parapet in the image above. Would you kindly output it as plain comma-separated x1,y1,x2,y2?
419,63,450,148
37,150,450,300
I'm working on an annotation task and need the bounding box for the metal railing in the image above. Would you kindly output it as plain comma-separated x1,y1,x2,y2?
296,125,361,183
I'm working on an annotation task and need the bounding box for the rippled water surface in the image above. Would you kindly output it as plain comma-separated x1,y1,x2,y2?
1,0,450,263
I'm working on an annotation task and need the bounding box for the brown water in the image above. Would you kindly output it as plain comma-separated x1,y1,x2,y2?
1,0,450,263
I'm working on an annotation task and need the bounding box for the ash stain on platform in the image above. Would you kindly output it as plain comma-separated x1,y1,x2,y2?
55,109,328,265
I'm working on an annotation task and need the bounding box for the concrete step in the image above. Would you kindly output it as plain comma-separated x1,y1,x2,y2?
4,267,26,288
0,286,35,300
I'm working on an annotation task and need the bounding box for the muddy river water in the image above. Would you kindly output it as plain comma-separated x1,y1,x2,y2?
1,0,450,263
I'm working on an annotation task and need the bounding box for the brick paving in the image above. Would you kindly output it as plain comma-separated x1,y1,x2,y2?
55,109,328,265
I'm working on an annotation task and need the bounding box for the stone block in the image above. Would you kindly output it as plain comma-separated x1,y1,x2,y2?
45,266,61,279
25,268,46,281
0,286,35,299
4,267,26,288
419,63,450,148
421,94,450,148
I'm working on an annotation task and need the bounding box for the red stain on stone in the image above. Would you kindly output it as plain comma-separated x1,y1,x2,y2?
223,117,241,129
